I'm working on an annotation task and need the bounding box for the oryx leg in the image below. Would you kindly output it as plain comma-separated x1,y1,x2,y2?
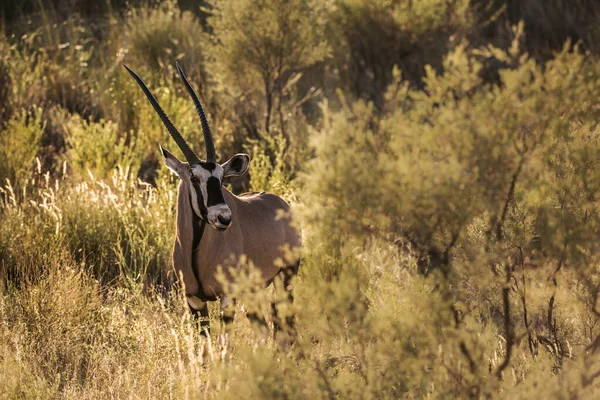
220,296,236,325
187,295,210,336
245,305,269,328
271,263,299,334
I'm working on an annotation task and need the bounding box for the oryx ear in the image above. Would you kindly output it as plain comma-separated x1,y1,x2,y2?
222,153,250,177
160,145,187,177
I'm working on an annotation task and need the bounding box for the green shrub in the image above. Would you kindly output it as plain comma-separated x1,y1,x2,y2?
0,168,175,287
64,114,138,179
298,38,600,396
325,0,473,106
206,0,330,156
0,108,45,184
0,36,12,123
127,1,206,77
246,131,294,197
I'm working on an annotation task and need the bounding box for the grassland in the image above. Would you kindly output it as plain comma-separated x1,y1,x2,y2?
1,0,600,398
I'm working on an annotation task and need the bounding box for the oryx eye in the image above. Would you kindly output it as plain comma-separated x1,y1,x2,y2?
190,177,200,185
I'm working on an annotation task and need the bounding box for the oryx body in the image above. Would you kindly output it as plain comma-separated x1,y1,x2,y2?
125,62,301,332
175,181,300,303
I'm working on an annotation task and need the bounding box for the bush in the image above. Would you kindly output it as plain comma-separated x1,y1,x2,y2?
0,37,12,122
472,0,600,59
205,0,330,164
245,131,295,197
64,114,139,179
0,260,207,398
0,108,45,184
126,1,206,78
325,0,473,107
0,168,175,287
298,38,600,396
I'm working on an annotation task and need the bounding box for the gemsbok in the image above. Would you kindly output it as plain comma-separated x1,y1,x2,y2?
124,62,301,334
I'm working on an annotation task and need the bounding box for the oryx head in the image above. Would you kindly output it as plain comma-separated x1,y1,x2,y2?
125,62,250,230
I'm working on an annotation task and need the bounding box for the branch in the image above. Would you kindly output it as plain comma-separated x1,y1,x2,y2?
548,253,566,363
520,268,537,358
582,368,600,388
585,333,600,354
496,157,524,241
496,263,514,378
460,341,478,374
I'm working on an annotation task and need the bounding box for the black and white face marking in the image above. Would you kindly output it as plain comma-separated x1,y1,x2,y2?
188,162,232,230
161,147,250,231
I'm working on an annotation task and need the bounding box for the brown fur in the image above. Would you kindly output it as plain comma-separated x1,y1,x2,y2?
173,180,301,300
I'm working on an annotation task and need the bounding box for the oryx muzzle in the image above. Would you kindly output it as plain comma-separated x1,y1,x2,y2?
125,62,301,334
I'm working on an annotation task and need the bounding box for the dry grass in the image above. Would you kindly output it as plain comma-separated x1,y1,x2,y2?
2,1,600,399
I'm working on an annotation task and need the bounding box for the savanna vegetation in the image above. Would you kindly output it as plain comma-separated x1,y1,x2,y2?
1,0,600,398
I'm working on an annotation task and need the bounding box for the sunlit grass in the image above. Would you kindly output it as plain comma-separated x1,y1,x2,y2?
1,0,600,398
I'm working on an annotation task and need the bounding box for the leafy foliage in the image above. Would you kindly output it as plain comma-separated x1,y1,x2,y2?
300,37,600,397
206,0,330,133
327,0,473,106
127,1,206,76
0,108,45,183
65,116,138,179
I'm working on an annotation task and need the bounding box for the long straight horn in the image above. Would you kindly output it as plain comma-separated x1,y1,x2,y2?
123,64,199,164
175,61,217,163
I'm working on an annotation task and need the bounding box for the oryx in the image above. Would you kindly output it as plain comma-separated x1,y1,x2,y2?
124,62,301,333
